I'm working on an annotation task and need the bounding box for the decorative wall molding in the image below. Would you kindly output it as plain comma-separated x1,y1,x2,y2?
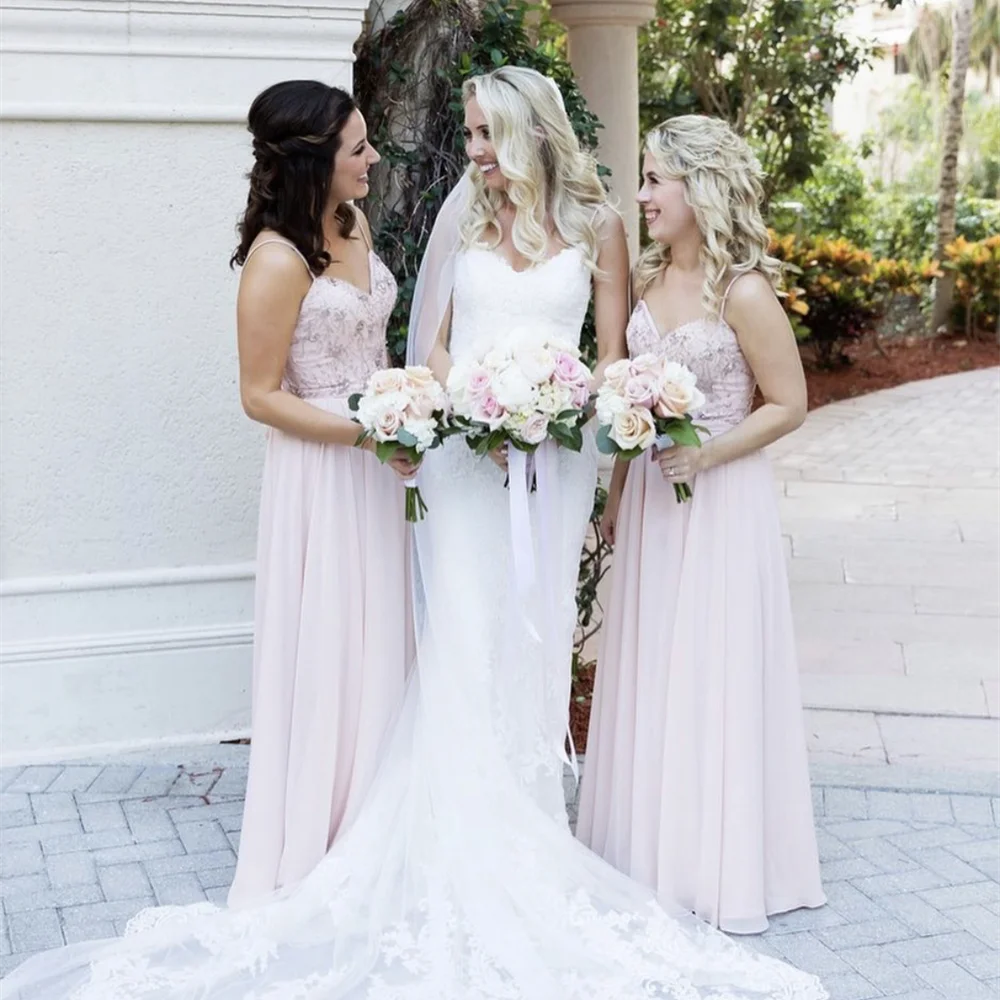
0,561,255,597
1,621,252,664
1,565,255,756
0,0,368,122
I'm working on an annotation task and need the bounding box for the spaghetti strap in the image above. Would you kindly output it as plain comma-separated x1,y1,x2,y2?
245,238,313,279
356,219,373,253
720,271,750,315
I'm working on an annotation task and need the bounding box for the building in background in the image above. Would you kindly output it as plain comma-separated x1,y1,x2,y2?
832,0,997,174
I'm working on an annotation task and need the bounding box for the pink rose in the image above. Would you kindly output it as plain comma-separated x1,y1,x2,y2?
571,382,591,409
374,406,404,441
553,352,589,388
623,372,657,408
466,366,493,398
630,354,661,375
470,392,507,430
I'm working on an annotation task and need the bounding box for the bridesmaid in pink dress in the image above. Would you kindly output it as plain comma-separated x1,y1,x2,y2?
227,81,414,906
577,115,826,934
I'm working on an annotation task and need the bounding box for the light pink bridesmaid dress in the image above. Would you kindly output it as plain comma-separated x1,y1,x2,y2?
577,275,826,934
227,237,409,907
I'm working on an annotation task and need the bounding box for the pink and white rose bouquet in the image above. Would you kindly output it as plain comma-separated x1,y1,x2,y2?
595,354,706,501
446,330,593,467
349,366,453,521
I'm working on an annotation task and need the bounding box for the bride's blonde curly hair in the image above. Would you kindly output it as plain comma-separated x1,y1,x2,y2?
460,66,608,271
635,115,783,316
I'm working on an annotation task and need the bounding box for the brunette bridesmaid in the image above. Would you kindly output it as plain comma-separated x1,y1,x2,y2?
228,81,413,905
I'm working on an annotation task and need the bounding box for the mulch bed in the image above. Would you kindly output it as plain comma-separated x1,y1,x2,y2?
568,333,999,755
802,333,999,410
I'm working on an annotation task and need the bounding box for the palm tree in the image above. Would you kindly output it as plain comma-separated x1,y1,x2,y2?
931,0,976,332
906,4,952,81
971,0,999,92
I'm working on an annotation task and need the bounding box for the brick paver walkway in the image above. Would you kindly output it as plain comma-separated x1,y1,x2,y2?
769,368,1000,772
1,753,998,999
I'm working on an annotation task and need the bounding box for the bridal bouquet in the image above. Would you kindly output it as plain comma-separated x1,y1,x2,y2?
595,354,706,502
349,366,451,522
446,331,593,470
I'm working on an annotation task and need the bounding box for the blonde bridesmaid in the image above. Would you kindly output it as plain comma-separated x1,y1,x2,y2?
228,81,414,906
577,115,826,934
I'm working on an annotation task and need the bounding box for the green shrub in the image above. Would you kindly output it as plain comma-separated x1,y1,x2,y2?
770,232,938,366
944,235,1000,336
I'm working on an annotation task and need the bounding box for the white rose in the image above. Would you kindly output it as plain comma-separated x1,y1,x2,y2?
519,412,550,446
404,366,437,389
544,336,580,357
611,406,657,451
536,381,573,417
483,346,513,373
368,368,409,395
493,365,537,411
603,359,632,392
513,343,556,384
595,389,627,427
654,362,704,418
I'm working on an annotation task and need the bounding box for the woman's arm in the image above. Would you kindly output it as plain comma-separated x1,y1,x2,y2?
426,298,454,386
237,244,371,448
656,273,807,483
590,207,630,386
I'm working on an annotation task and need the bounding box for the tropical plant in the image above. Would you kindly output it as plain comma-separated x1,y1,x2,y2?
770,232,939,366
932,0,977,332
638,0,872,201
943,234,1000,336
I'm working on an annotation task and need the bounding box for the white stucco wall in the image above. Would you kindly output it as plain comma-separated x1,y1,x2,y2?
0,0,368,762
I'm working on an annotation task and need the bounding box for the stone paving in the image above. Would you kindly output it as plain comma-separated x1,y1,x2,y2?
768,368,1000,773
1,751,999,999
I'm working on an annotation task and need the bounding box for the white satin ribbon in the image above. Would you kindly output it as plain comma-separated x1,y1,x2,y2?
508,441,579,782
507,448,540,643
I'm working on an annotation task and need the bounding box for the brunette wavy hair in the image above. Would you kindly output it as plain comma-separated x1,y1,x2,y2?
231,80,358,275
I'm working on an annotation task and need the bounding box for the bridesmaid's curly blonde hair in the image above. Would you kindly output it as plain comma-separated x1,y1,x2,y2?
635,115,783,316
460,66,608,271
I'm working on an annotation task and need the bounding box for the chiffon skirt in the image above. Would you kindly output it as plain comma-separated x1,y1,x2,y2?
577,448,826,934
228,395,410,906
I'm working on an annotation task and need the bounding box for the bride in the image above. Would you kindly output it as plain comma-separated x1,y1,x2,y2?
2,68,826,1000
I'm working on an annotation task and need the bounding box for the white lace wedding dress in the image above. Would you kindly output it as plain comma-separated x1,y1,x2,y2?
3,247,826,1000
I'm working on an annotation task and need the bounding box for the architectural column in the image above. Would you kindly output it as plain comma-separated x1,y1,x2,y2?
550,0,655,254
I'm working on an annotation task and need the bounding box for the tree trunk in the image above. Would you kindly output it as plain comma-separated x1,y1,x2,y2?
931,0,975,334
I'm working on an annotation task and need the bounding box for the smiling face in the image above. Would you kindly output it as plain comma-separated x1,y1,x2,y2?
463,97,506,192
636,151,698,246
329,109,381,203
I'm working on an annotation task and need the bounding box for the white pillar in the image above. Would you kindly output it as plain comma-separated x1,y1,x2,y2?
0,0,367,762
551,0,655,255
